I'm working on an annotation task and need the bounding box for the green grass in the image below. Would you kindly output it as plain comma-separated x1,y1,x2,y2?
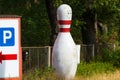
23,67,56,80
23,62,116,80
76,62,115,76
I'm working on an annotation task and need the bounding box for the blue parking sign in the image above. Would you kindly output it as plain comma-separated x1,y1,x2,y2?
0,28,15,46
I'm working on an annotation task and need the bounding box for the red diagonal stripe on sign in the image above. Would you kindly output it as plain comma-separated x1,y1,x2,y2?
0,51,17,64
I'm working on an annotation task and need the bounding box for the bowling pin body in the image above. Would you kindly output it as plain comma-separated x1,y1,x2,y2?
52,4,77,80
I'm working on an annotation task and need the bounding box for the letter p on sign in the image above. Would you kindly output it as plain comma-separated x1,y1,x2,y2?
0,28,14,46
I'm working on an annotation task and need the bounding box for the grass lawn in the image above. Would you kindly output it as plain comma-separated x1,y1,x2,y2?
23,62,120,80
75,70,120,80
23,70,120,80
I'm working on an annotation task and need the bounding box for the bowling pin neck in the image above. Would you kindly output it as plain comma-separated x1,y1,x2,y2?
58,20,71,33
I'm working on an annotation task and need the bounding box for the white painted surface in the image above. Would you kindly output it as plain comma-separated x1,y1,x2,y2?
52,4,77,80
0,19,19,78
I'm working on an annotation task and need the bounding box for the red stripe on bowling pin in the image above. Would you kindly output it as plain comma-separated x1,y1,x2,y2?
58,20,71,25
58,20,71,32
59,28,70,32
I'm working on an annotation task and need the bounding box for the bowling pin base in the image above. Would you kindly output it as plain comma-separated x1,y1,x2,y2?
54,72,75,80
53,56,77,80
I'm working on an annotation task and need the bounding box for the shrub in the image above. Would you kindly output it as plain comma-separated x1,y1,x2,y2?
76,62,115,76
108,49,120,67
96,48,120,68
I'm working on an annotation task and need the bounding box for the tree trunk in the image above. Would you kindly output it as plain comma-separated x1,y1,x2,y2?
82,9,97,62
94,12,98,56
45,0,57,46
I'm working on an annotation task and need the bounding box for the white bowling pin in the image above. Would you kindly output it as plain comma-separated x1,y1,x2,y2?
52,4,77,80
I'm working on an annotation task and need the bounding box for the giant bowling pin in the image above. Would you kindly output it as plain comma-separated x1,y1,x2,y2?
52,4,77,80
